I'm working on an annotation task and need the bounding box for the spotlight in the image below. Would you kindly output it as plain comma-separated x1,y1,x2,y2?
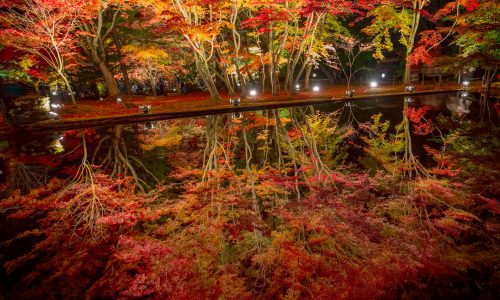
249,89,257,96
381,73,386,78
229,98,241,106
296,84,300,90
370,81,378,88
405,85,415,93
139,105,152,114
312,86,320,92
312,73,317,78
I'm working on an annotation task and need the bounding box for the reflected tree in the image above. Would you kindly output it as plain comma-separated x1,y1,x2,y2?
92,125,159,193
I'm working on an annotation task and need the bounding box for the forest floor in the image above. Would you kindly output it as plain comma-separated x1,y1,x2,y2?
1,81,483,135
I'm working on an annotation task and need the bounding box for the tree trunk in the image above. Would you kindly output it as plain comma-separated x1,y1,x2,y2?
59,71,76,105
404,4,421,85
479,65,497,121
195,55,221,100
98,60,120,97
304,64,312,90
88,41,120,97
238,72,247,98
151,81,157,96
223,71,235,96
272,70,279,96
403,54,413,85
263,64,273,93
113,31,132,94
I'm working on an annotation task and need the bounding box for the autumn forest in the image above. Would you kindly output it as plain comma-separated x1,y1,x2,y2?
0,0,499,299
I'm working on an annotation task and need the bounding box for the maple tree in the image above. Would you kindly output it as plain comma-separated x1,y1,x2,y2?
324,36,372,92
451,0,499,119
240,1,290,95
122,45,176,96
77,0,132,97
144,0,231,100
362,0,470,84
0,48,53,93
241,0,350,95
1,1,500,298
0,0,83,104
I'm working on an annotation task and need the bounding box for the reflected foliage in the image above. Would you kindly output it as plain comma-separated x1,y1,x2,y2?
0,103,499,299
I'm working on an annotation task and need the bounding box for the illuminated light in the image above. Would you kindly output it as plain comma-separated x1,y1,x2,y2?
381,73,386,78
404,96,414,103
116,97,122,103
249,89,257,96
99,97,104,101
370,81,378,88
51,104,60,109
52,91,57,95
229,98,240,106
405,85,415,92
139,105,152,114
312,86,320,92
296,84,300,89
312,73,317,78
237,83,241,86
462,81,470,87
59,135,64,141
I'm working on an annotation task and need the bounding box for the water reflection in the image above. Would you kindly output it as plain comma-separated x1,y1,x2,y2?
2,93,489,196
1,93,499,299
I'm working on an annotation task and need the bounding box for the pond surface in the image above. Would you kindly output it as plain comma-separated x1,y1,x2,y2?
0,92,499,299
1,92,488,176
